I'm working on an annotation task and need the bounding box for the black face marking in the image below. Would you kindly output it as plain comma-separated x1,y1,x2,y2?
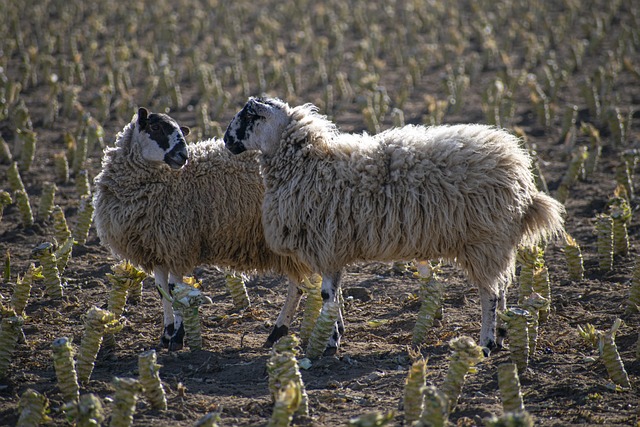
224,103,257,154
145,113,181,150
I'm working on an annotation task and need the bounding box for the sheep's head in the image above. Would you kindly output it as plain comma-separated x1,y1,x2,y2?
135,107,190,169
224,97,290,156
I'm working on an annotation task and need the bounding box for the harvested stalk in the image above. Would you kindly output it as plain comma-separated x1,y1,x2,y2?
521,293,549,357
267,335,308,416
75,169,91,198
74,195,94,244
598,319,631,388
531,265,550,322
52,205,72,243
109,261,146,307
0,190,12,222
76,307,122,383
413,261,445,346
595,214,613,271
14,189,34,227
299,274,323,344
497,363,525,413
346,411,394,427
8,161,27,193
499,308,531,373
32,242,63,299
165,282,212,351
54,152,69,184
63,393,105,427
17,128,36,172
625,261,640,314
564,234,584,281
416,385,449,427
12,263,42,314
110,377,143,427
403,359,426,425
0,315,24,378
17,389,49,427
440,336,484,410
224,270,250,309
306,301,340,359
138,350,167,410
37,182,57,221
55,237,74,274
609,195,631,257
267,381,301,427
555,145,588,203
52,337,80,403
516,246,543,303
194,412,221,427
483,411,534,427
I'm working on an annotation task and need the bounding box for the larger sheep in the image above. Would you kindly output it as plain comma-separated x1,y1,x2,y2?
223,97,565,355
93,108,312,350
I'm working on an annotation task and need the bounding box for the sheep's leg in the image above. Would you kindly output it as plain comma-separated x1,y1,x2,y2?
155,266,175,349
265,280,304,347
321,270,344,356
496,281,508,348
479,286,499,356
167,272,185,351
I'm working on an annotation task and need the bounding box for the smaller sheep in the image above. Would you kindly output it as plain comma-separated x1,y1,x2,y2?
224,97,565,355
93,108,312,350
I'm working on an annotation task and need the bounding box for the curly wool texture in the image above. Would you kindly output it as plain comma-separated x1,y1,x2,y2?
261,105,565,291
93,118,310,282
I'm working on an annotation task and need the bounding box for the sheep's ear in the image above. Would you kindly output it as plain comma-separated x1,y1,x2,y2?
137,107,149,128
180,126,190,137
249,98,272,118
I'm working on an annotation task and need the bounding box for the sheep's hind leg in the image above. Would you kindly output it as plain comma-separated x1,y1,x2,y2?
321,270,344,356
265,280,304,347
167,272,185,351
479,286,499,356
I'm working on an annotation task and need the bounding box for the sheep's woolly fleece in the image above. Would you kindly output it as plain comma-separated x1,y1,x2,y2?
259,104,565,288
92,117,311,282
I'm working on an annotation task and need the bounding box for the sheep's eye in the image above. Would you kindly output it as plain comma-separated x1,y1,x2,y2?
149,124,160,132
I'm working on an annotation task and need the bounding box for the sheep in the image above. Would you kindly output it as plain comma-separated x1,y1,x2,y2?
223,96,565,356
92,107,312,350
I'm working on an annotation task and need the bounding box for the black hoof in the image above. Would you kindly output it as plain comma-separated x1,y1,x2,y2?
323,346,338,357
161,323,185,351
265,324,289,348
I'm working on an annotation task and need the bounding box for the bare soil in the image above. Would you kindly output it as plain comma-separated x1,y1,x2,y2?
1,1,640,426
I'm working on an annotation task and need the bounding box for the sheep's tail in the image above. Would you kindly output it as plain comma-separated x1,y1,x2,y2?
520,192,566,246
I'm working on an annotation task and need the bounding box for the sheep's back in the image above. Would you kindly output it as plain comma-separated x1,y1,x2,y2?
94,139,310,280
263,123,538,272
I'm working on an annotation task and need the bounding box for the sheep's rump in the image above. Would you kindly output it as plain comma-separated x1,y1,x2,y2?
263,123,562,282
93,132,310,282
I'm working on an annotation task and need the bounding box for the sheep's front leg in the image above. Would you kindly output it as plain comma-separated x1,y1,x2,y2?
265,280,304,347
155,267,185,351
496,281,508,349
167,272,185,351
479,286,499,356
321,270,344,356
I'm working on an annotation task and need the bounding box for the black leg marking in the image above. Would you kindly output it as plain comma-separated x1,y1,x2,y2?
321,290,330,301
265,325,289,348
161,323,175,348
168,322,185,351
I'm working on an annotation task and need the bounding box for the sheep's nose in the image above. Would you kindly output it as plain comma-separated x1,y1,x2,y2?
165,141,189,169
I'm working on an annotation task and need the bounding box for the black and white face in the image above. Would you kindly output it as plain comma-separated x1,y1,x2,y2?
223,97,290,156
136,108,190,169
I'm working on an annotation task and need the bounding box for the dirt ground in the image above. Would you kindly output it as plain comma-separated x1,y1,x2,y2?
1,1,640,426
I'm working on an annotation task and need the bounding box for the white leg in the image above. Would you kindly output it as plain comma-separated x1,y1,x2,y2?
167,272,185,351
154,266,174,348
479,286,499,355
322,270,344,355
496,279,508,348
266,279,304,346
